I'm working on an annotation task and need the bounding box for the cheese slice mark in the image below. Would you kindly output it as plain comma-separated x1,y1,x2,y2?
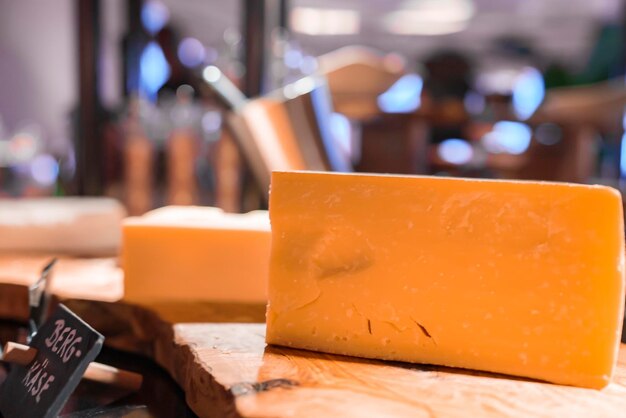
123,206,271,304
266,171,625,389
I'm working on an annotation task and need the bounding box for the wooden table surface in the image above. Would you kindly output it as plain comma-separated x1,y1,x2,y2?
154,323,626,418
3,255,626,418
0,253,123,322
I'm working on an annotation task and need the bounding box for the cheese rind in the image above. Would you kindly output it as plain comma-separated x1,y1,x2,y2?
266,171,625,389
122,206,271,303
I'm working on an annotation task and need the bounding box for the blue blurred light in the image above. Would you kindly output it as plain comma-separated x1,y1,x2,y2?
309,85,352,172
202,111,222,133
482,121,532,155
534,123,561,146
512,67,544,120
377,74,423,113
437,139,473,165
284,49,303,69
140,41,171,101
464,90,485,115
300,56,318,74
329,113,351,155
178,37,206,68
620,132,626,177
141,0,169,35
30,154,59,186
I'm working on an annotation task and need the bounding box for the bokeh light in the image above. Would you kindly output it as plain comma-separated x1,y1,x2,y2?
438,139,473,165
30,154,59,186
482,121,532,154
140,41,171,100
178,37,206,68
377,74,423,113
141,0,170,35
512,67,545,120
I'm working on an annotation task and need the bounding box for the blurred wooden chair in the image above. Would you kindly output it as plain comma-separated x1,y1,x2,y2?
502,80,626,182
317,46,405,121
532,80,626,133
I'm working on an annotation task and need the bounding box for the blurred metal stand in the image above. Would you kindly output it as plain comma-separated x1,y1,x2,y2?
242,0,266,97
241,0,288,97
237,0,288,210
122,0,147,97
76,0,103,196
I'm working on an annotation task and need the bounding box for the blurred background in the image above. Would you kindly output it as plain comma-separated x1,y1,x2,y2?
2,0,626,212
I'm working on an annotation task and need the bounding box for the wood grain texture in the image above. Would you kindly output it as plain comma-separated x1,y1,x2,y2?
63,299,266,357
164,323,626,418
0,253,123,302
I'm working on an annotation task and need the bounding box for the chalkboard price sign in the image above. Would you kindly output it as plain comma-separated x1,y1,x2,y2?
0,304,104,418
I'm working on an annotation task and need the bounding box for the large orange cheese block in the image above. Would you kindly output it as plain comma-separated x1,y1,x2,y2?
266,171,625,389
123,206,271,304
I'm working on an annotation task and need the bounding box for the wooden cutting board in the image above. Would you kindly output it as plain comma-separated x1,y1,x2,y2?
3,256,626,417
139,323,626,418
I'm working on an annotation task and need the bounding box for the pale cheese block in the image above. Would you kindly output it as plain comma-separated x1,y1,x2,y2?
0,198,126,256
122,206,271,304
